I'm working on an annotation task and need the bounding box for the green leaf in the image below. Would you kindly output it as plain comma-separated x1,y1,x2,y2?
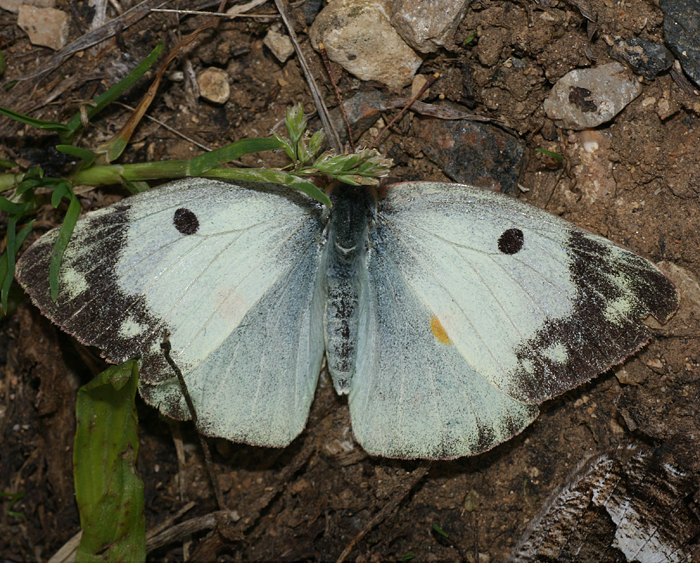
56,145,98,169
1,217,17,315
0,106,70,132
0,219,33,316
50,183,72,208
535,147,564,162
187,137,285,176
74,361,145,562
284,103,307,157
48,188,81,301
0,196,29,215
63,43,165,141
123,180,151,194
431,523,449,539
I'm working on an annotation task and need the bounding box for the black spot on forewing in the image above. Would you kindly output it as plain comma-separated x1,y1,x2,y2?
508,230,678,404
498,228,524,254
16,203,167,366
174,208,199,235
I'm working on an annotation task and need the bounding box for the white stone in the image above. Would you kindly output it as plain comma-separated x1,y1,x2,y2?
17,5,69,51
264,28,294,63
309,0,422,90
197,67,230,105
543,62,642,130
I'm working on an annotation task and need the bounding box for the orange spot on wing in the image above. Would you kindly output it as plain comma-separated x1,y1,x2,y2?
430,316,452,345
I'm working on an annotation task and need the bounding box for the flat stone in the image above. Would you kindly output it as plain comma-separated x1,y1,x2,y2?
263,28,294,63
390,0,469,53
0,0,54,13
543,62,642,130
309,0,422,90
661,0,700,87
17,5,69,50
610,37,674,80
197,67,230,105
413,117,525,195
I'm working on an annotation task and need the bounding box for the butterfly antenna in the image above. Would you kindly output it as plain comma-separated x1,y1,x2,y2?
372,72,441,147
318,42,355,151
161,336,227,511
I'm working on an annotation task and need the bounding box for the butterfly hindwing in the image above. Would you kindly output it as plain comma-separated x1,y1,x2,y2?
346,182,677,459
17,179,328,446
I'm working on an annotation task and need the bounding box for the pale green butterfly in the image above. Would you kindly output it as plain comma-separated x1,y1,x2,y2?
16,179,678,459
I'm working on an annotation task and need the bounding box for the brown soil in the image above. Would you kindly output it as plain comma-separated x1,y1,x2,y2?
1,0,699,562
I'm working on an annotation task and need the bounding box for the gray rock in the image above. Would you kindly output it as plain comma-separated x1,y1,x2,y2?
543,62,642,130
610,37,674,80
413,118,525,195
390,0,470,53
309,0,422,90
661,0,700,87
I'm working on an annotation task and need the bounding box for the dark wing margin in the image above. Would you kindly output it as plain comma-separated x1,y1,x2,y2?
16,202,166,364
507,230,679,404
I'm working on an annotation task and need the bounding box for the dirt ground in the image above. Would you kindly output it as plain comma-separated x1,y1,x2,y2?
1,0,699,562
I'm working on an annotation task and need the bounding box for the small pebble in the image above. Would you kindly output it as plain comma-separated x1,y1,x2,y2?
197,67,230,104
264,28,294,63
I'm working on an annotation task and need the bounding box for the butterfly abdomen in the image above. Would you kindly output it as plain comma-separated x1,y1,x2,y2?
324,187,375,394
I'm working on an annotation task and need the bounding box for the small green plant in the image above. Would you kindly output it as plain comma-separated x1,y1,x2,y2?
1,490,26,519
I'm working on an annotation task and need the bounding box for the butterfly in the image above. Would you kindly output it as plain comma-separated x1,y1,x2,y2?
16,179,678,459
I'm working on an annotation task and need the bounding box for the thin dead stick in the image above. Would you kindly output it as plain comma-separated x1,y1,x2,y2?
161,337,226,511
318,42,354,150
372,72,441,147
113,102,213,152
336,464,430,562
273,0,343,152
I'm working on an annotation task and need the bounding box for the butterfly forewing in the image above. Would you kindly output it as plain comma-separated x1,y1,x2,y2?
17,179,328,447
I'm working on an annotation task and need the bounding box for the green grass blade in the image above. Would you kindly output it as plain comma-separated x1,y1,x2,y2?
0,106,70,132
1,212,33,314
1,217,17,314
56,145,98,169
187,137,285,175
63,43,164,140
74,361,145,562
49,190,81,301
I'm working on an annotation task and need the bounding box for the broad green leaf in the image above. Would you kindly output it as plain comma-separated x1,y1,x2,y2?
49,189,81,301
74,361,145,562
